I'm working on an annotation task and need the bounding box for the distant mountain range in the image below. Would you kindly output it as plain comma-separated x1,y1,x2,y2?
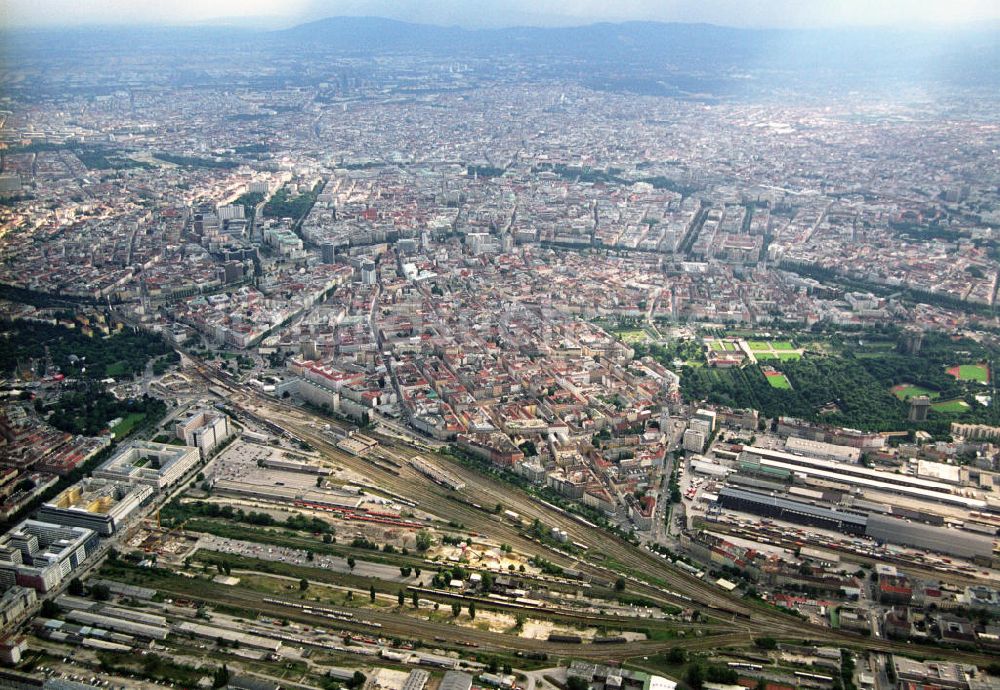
2,16,997,96
279,16,999,76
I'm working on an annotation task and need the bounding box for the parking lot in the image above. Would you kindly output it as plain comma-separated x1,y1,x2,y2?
195,534,419,584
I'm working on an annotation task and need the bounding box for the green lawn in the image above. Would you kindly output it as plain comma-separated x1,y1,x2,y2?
111,412,146,438
891,384,939,401
749,340,798,358
708,340,741,352
618,329,651,344
947,363,990,383
709,341,731,351
105,360,129,377
757,351,802,361
931,399,971,413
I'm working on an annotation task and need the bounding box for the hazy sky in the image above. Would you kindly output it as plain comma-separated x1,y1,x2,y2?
3,0,999,29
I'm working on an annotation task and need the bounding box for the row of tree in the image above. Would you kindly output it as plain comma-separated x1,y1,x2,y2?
40,389,165,437
0,318,172,379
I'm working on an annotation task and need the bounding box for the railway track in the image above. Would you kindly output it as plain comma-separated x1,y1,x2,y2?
187,362,1000,665
136,573,747,659
188,545,736,636
706,521,997,589
204,393,795,622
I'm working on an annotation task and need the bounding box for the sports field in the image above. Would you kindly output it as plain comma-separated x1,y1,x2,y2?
764,370,792,389
946,363,990,383
890,383,939,401
931,399,971,413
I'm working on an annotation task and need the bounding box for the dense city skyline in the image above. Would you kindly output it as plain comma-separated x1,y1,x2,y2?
1,5,999,690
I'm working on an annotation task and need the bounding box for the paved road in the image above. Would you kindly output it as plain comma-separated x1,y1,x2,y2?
523,668,566,690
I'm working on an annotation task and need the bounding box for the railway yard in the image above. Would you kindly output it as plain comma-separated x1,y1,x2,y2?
4,355,1000,690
